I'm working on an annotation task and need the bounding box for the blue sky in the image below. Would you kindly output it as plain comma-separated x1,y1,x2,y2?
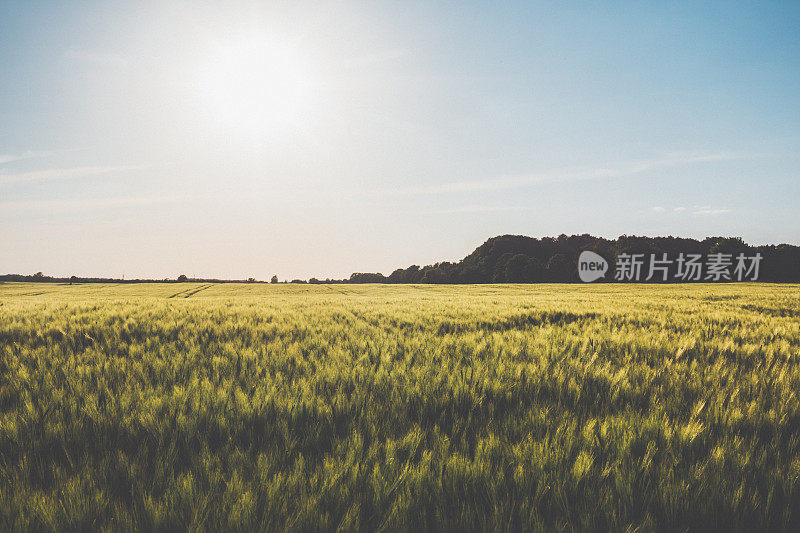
1,1,799,279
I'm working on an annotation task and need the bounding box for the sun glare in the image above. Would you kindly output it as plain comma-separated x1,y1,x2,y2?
196,35,316,136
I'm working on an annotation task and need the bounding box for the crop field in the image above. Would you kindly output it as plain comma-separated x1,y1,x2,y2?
1,282,799,531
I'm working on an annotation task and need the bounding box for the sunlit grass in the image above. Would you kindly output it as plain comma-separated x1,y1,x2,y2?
1,282,799,530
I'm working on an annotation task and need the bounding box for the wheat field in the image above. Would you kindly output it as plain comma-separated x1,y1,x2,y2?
1,282,799,531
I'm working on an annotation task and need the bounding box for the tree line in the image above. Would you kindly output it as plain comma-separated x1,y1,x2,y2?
3,234,798,284
347,234,800,283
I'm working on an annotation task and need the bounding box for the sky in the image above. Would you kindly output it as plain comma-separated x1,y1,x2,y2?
1,1,799,280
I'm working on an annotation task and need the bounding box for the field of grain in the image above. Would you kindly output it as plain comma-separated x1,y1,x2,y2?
1,282,799,531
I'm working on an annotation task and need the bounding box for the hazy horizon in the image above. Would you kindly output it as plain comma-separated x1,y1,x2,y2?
2,1,799,280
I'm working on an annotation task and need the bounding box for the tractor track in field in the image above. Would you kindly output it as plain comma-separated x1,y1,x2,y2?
327,286,353,295
167,287,193,298
168,285,206,299
182,284,213,298
167,284,213,299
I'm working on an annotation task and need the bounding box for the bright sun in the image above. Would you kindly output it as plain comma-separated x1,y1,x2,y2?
196,35,315,136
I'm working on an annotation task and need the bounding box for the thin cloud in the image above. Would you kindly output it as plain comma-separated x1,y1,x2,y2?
592,152,748,177
0,151,55,165
0,195,184,213
406,205,523,215
693,206,732,216
381,151,755,197
0,165,145,186
651,205,731,216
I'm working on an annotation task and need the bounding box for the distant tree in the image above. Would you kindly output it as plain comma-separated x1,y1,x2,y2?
69,275,78,285
247,277,256,283
459,265,483,283
492,253,514,282
177,274,188,282
505,254,535,283
421,267,447,284
33,272,44,278
388,265,422,283
349,272,388,283
707,236,747,255
270,275,278,284
308,277,320,284
290,279,306,284
546,254,572,282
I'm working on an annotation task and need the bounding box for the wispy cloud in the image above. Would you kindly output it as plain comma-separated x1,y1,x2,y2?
0,165,144,186
0,150,55,165
0,195,183,213
651,205,732,216
693,206,732,216
405,205,523,215
381,151,754,197
591,152,745,178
